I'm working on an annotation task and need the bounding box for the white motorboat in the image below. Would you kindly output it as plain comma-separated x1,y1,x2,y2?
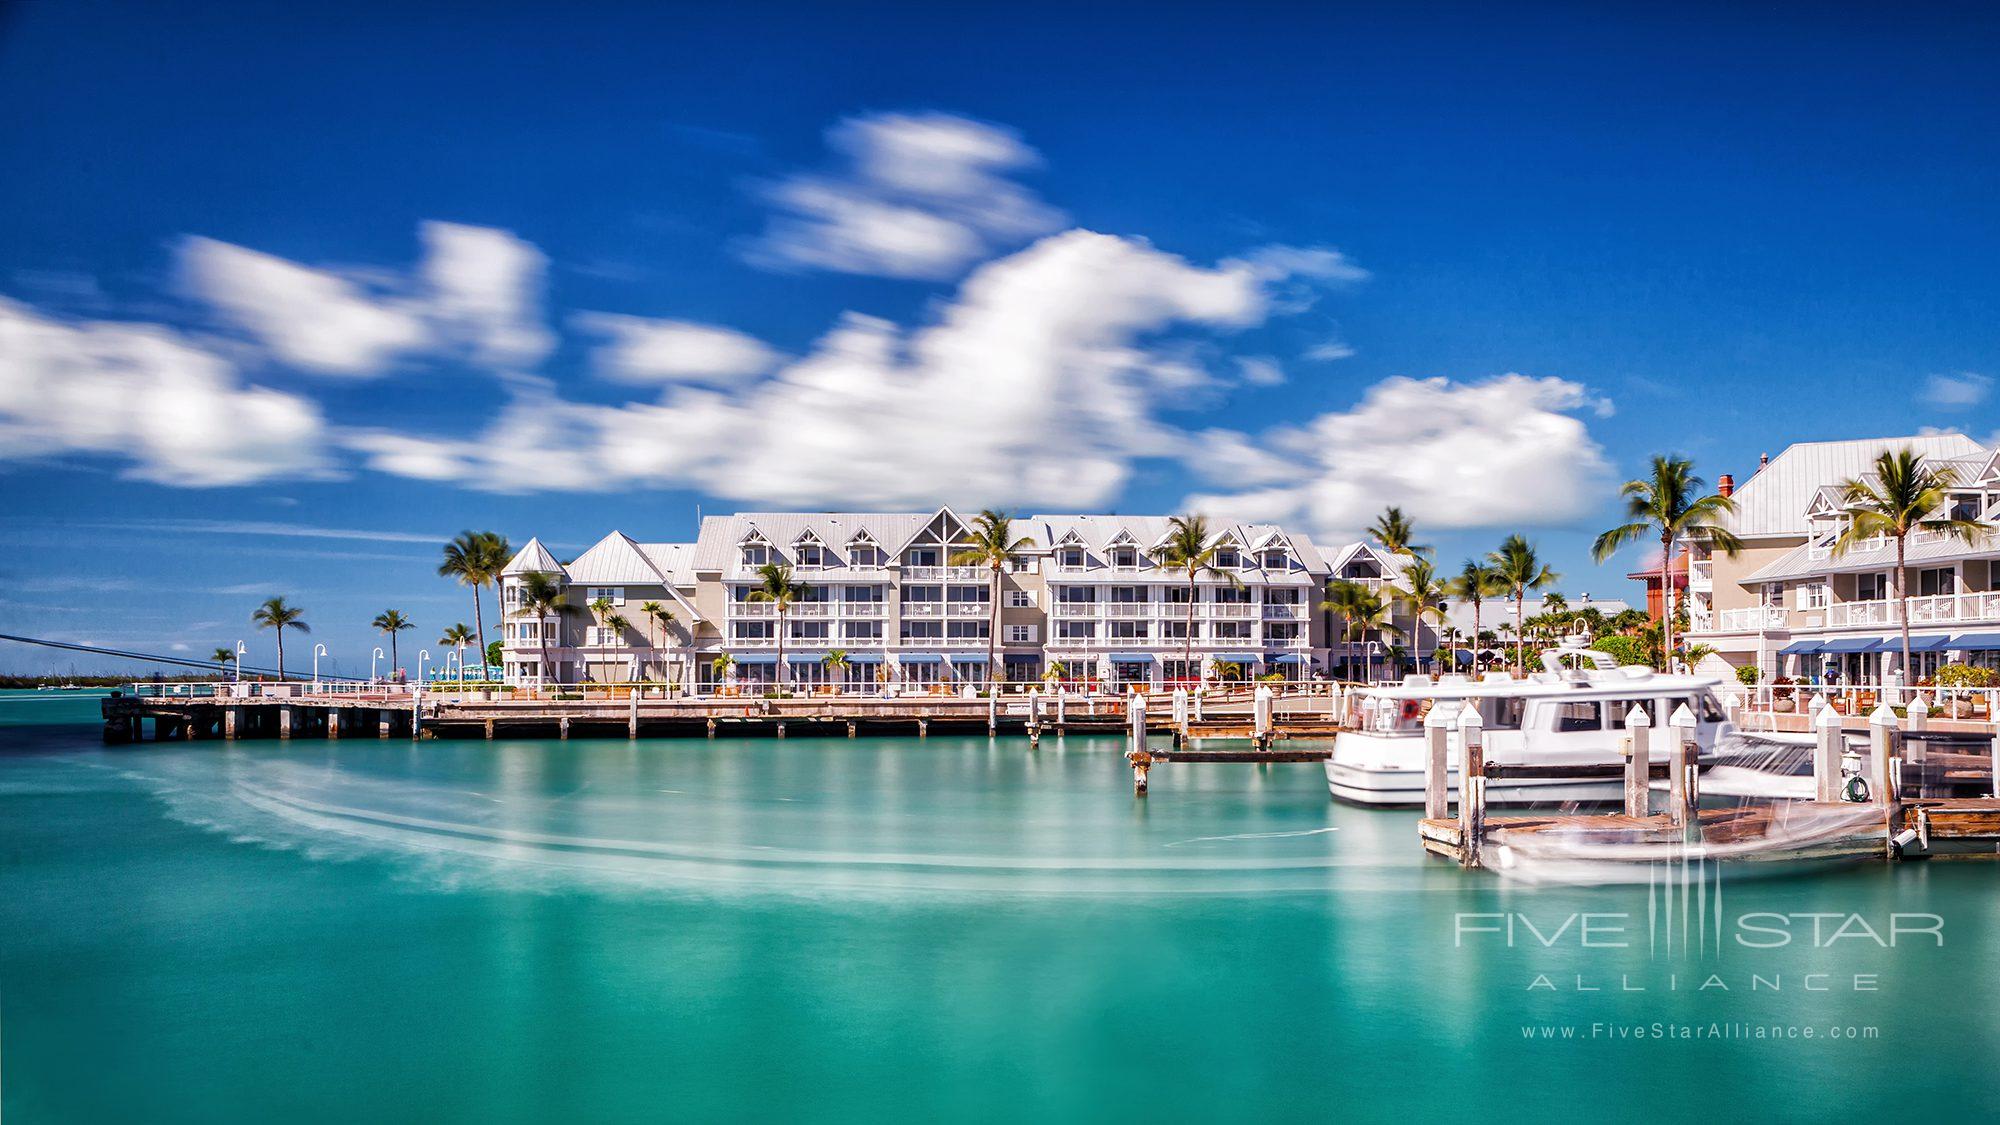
1325,658,1736,806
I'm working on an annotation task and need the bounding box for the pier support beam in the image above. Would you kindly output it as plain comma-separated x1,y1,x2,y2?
846,721,857,739
1423,704,1452,821
1667,704,1698,832
629,692,639,740
1870,704,1900,857
559,717,570,740
918,719,928,739
328,709,342,740
278,707,293,740
1456,707,1485,868
484,718,495,740
706,718,716,739
380,710,393,739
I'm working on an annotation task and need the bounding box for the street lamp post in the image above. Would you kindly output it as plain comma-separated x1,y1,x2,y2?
418,650,432,690
371,647,385,683
233,640,246,683
312,643,329,691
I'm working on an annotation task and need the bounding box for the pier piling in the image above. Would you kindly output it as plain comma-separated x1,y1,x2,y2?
1457,707,1485,868
1623,705,1651,817
1814,704,1843,802
1422,704,1451,821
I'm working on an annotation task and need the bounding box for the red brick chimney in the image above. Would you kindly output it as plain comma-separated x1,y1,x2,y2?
1717,473,1735,497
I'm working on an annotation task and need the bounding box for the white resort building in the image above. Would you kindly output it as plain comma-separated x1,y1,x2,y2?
497,507,1436,690
1683,432,2000,684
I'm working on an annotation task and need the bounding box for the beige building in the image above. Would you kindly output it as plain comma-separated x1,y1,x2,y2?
496,506,1436,689
1684,432,1999,683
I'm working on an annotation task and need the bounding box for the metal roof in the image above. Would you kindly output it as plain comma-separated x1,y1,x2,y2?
1720,433,1985,538
564,531,666,585
501,537,566,577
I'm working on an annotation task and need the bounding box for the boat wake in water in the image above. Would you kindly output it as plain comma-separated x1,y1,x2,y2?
102,742,1409,900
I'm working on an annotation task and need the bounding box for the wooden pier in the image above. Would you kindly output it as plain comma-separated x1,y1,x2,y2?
1420,700,2000,869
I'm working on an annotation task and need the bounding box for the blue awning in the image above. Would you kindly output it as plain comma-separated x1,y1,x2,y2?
1952,632,2000,651
1818,637,1882,654
1003,653,1041,664
898,653,942,665
785,651,829,663
844,652,884,664
1866,635,1953,653
1213,652,1260,663
731,653,777,665
1268,653,1305,665
1108,652,1154,662
951,653,989,663
1778,640,1824,656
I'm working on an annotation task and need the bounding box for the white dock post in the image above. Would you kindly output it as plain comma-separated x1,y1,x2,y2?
1869,702,1900,855
410,684,422,741
1722,692,1740,732
1056,689,1067,728
1456,706,1485,867
1193,687,1205,722
987,687,998,736
1623,704,1652,818
629,689,640,739
1667,703,1698,828
1814,703,1844,803
1422,703,1453,821
1253,684,1274,750
1171,687,1189,745
1905,690,1930,734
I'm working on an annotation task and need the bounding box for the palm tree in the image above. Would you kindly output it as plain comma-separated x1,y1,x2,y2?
439,531,511,681
1488,536,1559,673
211,647,234,676
371,609,414,675
251,596,308,680
1322,578,1403,682
438,623,475,682
604,612,633,680
950,509,1034,684
711,653,737,689
821,648,850,692
585,596,615,684
1368,506,1429,557
1395,557,1450,671
1591,456,1744,671
513,571,568,686
639,600,675,680
745,562,808,688
1157,514,1242,684
1445,560,1501,673
1832,448,1994,682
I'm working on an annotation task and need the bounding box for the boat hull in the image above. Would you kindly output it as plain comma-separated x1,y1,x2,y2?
1325,761,1625,807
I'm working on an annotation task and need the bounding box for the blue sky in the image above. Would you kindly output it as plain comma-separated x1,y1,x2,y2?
4,2,1999,675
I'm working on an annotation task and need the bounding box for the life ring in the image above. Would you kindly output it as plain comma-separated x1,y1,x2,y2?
1399,700,1422,723
1843,775,1870,803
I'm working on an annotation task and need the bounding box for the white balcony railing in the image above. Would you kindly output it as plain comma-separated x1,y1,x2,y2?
904,566,986,582
1827,592,2000,628
1709,605,1788,632
945,602,991,618
1106,603,1153,618
1207,603,1257,619
1051,603,1098,618
1262,603,1303,619
903,603,944,617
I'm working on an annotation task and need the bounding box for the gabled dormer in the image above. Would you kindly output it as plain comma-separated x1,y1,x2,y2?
845,528,883,569
1104,529,1145,570
1053,528,1091,571
738,527,773,568
896,506,974,567
792,529,830,569
1208,529,1247,571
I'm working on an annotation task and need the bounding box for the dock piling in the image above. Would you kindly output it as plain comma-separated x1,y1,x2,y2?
1814,703,1843,802
1253,685,1273,751
1668,704,1698,830
1623,705,1651,818
1422,704,1452,821
1456,706,1485,868
1869,704,1900,856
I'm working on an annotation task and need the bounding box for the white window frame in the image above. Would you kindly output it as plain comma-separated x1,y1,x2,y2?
1005,589,1034,608
588,625,619,646
586,586,625,607
1005,624,1036,644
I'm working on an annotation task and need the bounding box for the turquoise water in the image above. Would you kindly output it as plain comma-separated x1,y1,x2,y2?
2,688,1996,1122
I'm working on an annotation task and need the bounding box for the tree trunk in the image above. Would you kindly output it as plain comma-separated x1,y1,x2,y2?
1184,569,1197,685
1471,602,1482,674
1896,534,1911,691
1660,531,1675,672
391,635,399,675
1515,595,1526,672
776,607,787,689
276,629,286,681
989,563,1001,689
539,613,551,690
472,586,488,683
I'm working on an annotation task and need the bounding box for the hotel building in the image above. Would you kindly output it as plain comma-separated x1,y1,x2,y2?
1684,433,2000,683
497,507,1431,689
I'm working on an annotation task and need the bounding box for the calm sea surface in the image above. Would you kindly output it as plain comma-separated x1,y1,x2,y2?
2,689,1995,1122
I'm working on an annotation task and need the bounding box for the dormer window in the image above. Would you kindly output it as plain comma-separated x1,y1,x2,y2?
741,543,769,567
1060,547,1087,570
797,544,827,568
1261,550,1288,570
1111,548,1139,569
850,545,881,568
1215,548,1240,569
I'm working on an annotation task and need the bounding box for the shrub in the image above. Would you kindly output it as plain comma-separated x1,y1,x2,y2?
1590,635,1649,666
1933,663,1999,689
1736,664,1760,686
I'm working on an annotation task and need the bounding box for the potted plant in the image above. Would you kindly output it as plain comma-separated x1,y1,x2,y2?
1770,675,1797,713
1933,662,1997,716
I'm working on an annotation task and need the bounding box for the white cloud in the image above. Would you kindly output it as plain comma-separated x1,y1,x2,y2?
1304,338,1357,361
418,221,554,368
573,312,781,385
0,297,329,486
1182,374,1614,539
179,237,427,376
1236,357,1286,386
351,229,1300,505
179,221,552,377
1924,371,1991,410
746,111,1067,280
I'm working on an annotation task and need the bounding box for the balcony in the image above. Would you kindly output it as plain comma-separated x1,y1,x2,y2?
904,566,986,582
1105,603,1153,618
1207,603,1257,619
945,602,992,618
1826,592,2000,628
1706,605,1788,633
1688,561,1712,592
903,603,944,617
1051,602,1098,619
1262,603,1303,620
